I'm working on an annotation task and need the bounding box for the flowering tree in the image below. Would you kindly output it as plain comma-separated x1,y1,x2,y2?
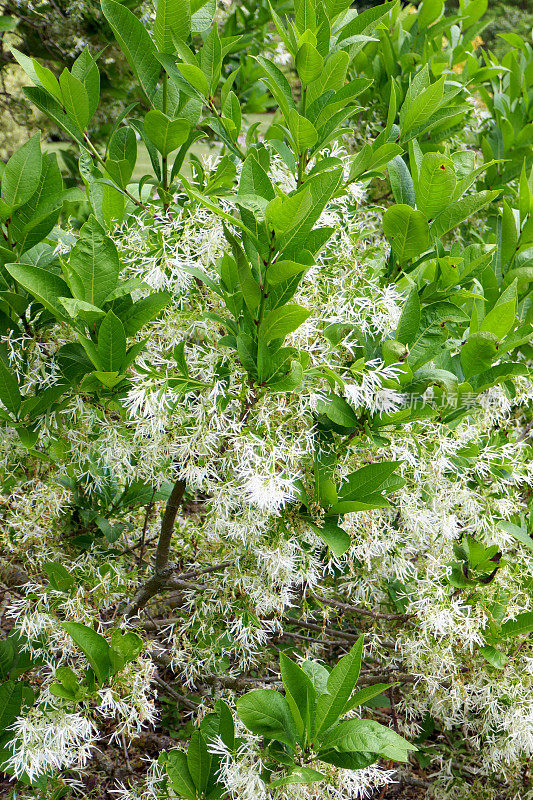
0,1,533,799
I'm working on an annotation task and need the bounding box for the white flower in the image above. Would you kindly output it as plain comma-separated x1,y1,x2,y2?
243,473,296,513
6,707,97,782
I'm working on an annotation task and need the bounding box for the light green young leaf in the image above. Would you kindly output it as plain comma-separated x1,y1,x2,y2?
418,0,443,27
307,50,349,106
72,47,100,120
499,200,518,270
400,76,445,134
23,86,86,146
176,63,209,96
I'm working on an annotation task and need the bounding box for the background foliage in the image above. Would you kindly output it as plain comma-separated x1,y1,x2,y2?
0,1,533,799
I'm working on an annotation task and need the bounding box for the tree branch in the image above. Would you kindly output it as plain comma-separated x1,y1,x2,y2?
124,478,186,619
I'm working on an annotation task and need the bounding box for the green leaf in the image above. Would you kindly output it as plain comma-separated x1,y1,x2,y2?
68,215,120,307
166,750,196,800
383,204,430,262
110,630,143,667
430,191,500,239
259,304,311,343
121,292,171,337
237,689,298,747
498,521,533,554
6,263,71,320
59,69,90,131
1,134,42,210
388,156,416,207
314,637,364,739
294,0,316,34
479,644,506,670
191,0,215,32
308,518,351,558
337,461,401,503
468,362,528,392
400,76,445,134
346,683,396,711
271,766,326,787
97,311,127,372
307,50,349,106
296,43,323,86
418,0,443,27
288,109,318,152
176,63,209,97
338,0,394,39
62,622,112,684
479,281,517,339
280,652,317,742
396,288,420,346
155,0,191,53
416,153,456,219
101,0,161,99
144,111,190,156
42,562,74,592
106,126,137,187
278,168,343,258
0,359,21,417
460,331,499,378
199,23,222,95
500,200,518,270
72,47,100,120
255,55,296,119
268,259,310,285
0,681,27,730
319,718,416,762
315,393,359,428
266,189,312,236
408,302,468,370
187,730,211,791
500,612,533,638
